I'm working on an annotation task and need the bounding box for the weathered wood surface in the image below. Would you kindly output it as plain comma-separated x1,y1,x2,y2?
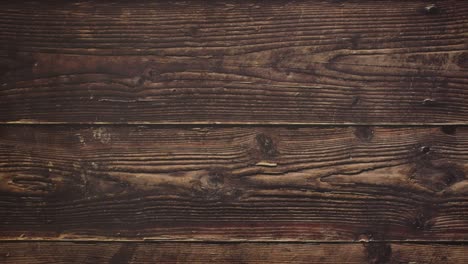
1,0,467,124
0,242,466,264
2,0,468,262
1,125,468,241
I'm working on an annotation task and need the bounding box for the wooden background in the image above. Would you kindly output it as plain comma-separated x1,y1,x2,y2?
1,0,467,263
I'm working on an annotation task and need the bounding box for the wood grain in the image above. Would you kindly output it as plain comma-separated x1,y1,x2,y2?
0,242,466,264
1,0,467,124
1,125,468,241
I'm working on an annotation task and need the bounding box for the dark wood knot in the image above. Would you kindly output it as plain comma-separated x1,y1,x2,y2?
255,133,278,158
424,4,439,15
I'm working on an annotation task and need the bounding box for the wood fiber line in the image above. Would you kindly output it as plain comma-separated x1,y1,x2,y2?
1,125,468,241
0,0,467,124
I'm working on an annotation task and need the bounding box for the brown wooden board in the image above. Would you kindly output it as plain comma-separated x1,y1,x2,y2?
2,0,468,261
0,242,467,263
0,0,467,124
0,125,467,241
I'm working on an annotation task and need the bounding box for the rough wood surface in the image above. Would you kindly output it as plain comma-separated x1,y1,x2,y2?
1,0,467,124
2,1,468,261
1,125,468,241
0,242,467,264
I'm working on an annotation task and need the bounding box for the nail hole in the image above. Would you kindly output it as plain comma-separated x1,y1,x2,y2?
420,146,431,154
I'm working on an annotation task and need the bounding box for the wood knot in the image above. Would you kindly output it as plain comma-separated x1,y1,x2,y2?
354,126,374,142
364,242,392,264
409,159,465,192
412,213,433,231
255,133,278,159
191,168,240,201
424,4,439,15
409,207,435,231
420,145,431,154
141,67,161,83
422,98,437,106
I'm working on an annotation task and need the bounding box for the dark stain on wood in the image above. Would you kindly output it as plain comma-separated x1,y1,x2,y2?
109,244,137,264
364,242,392,264
354,126,374,142
441,126,457,135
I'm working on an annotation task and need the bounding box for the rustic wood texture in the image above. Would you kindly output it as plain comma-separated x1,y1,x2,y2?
0,242,467,264
2,0,468,262
1,0,467,124
1,125,468,241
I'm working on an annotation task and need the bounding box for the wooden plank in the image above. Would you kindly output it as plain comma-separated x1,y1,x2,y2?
0,242,467,264
1,125,468,241
1,0,467,124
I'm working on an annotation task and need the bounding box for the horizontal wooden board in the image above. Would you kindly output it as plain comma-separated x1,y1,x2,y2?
1,125,468,241
1,242,467,264
1,0,467,124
